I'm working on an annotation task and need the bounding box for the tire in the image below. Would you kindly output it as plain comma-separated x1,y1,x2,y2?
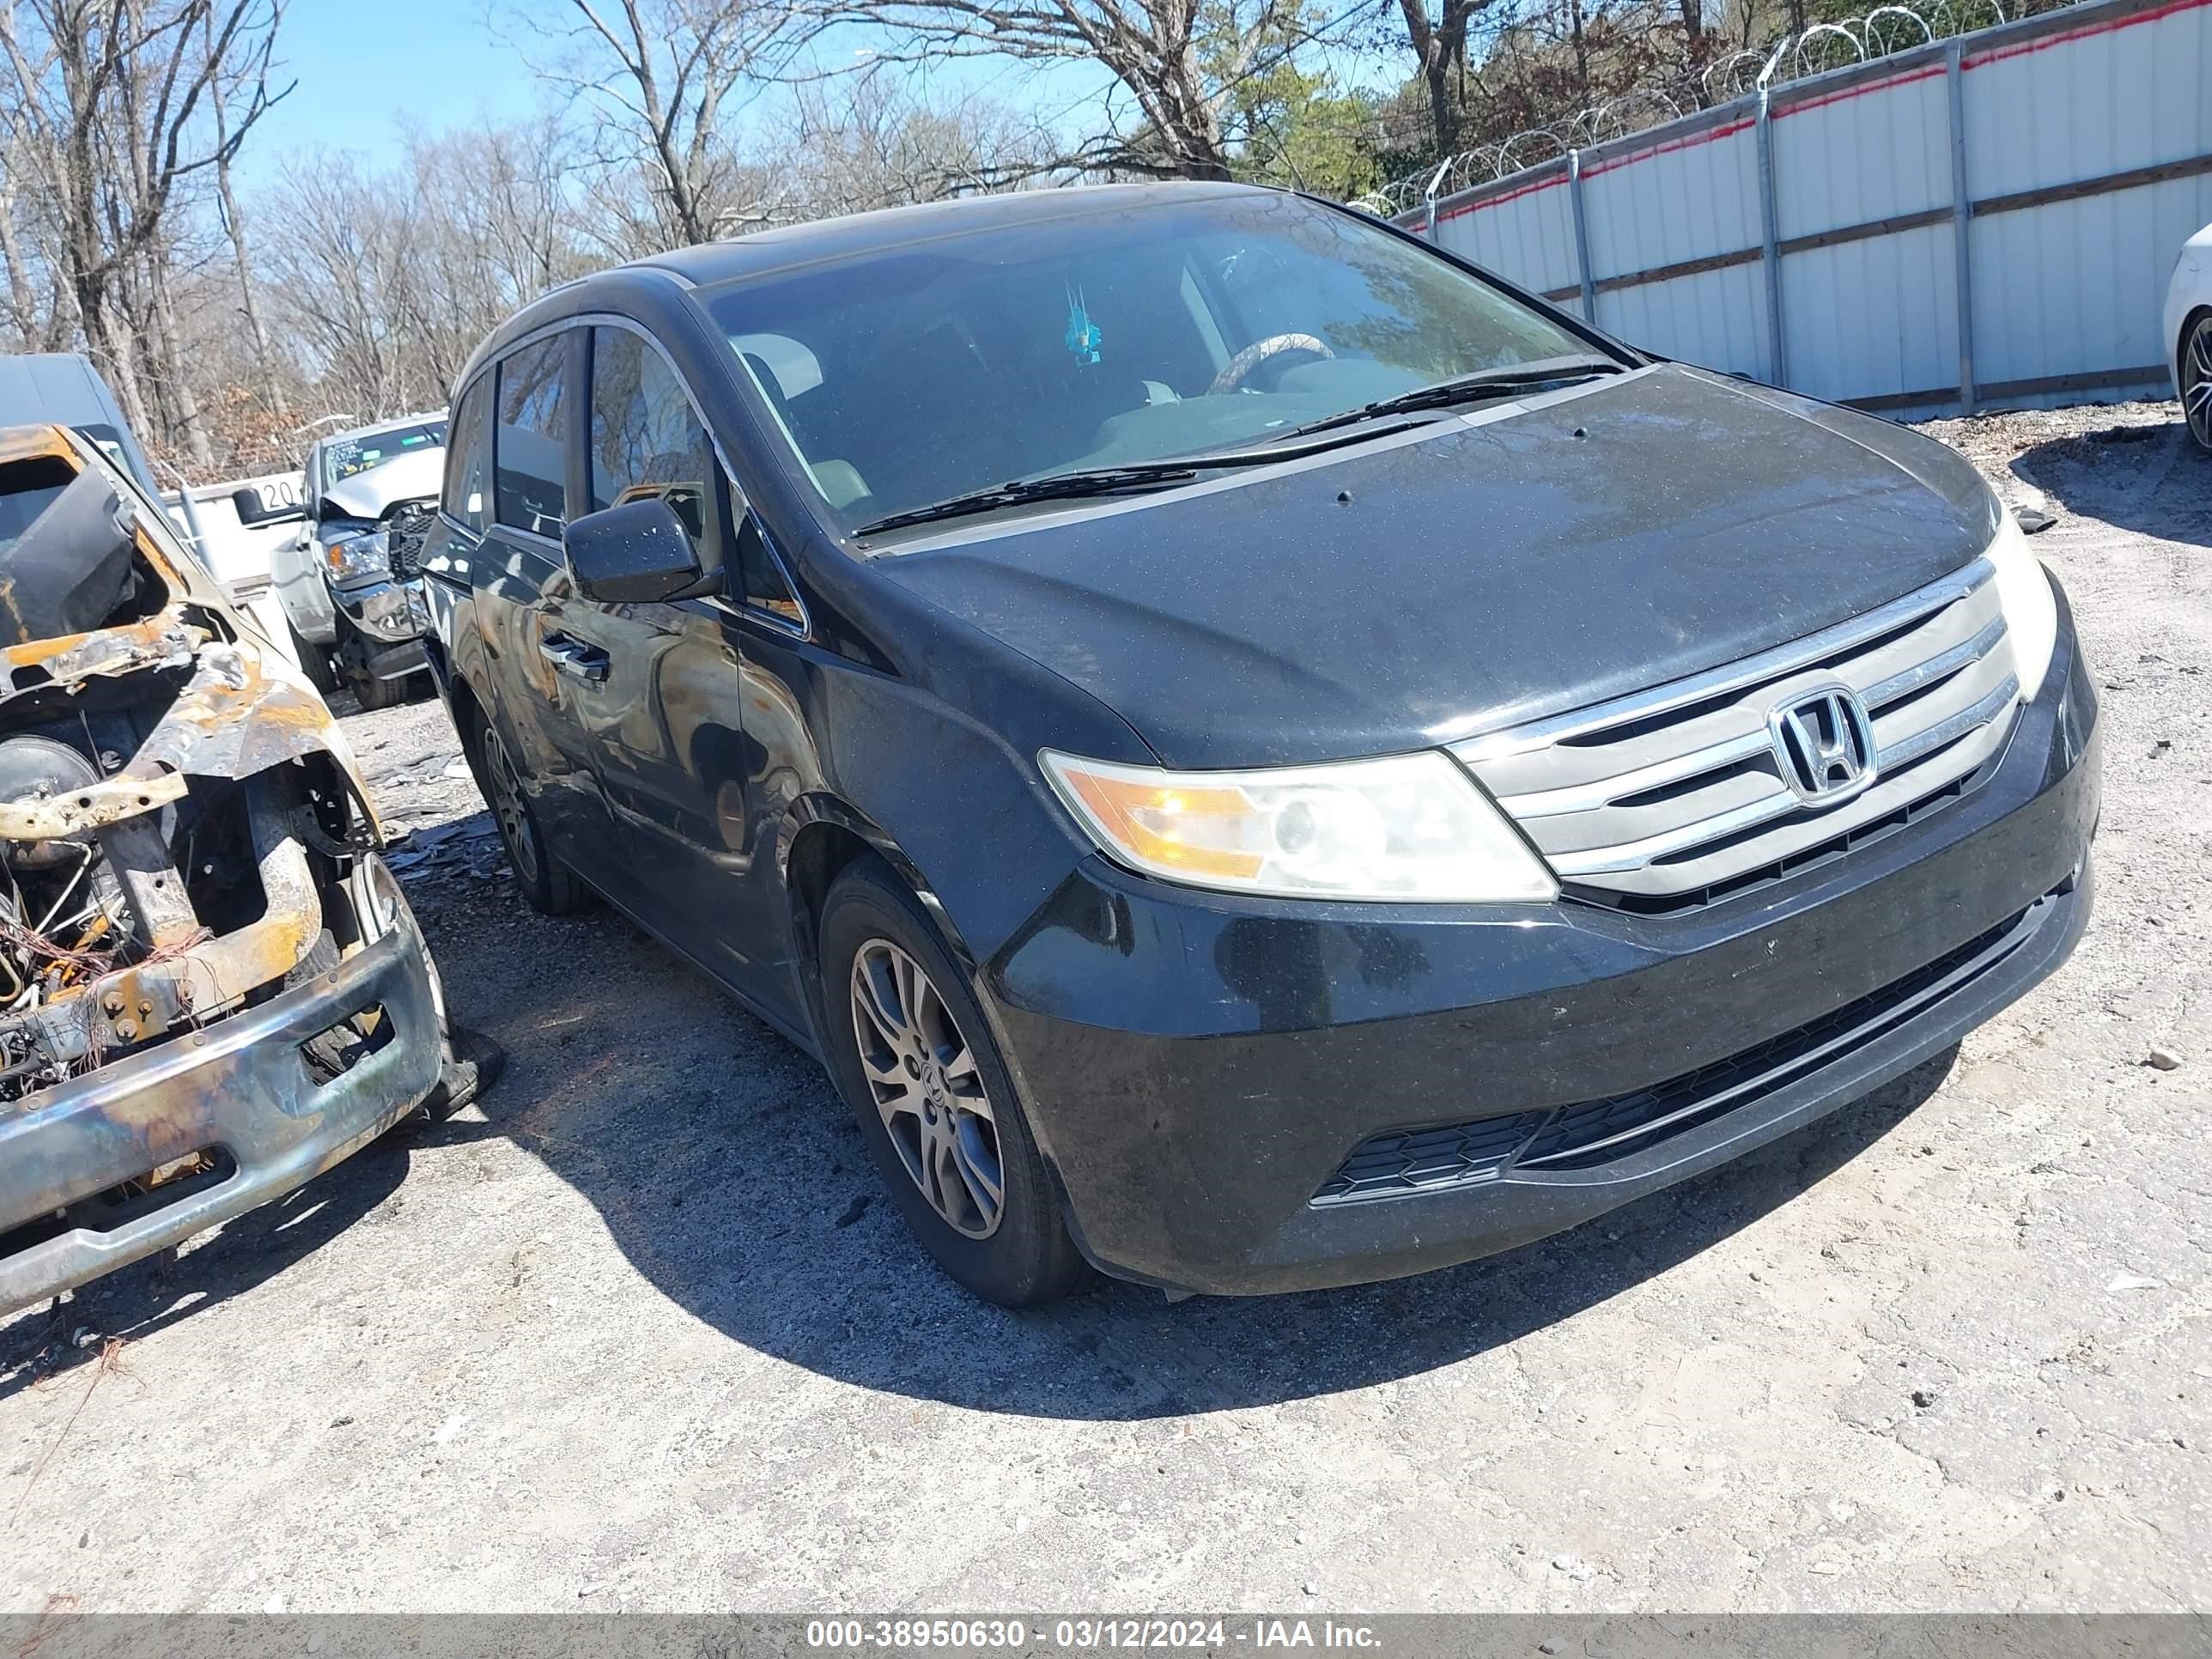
289,623,338,694
416,1025,508,1124
334,617,410,711
344,662,410,712
817,857,1091,1308
2183,311,2212,455
468,706,595,915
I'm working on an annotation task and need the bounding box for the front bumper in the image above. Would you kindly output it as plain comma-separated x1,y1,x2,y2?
332,573,428,649
988,595,2101,1295
0,860,444,1316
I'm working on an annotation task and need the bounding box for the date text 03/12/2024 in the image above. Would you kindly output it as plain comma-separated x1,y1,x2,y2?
803,1620,1385,1650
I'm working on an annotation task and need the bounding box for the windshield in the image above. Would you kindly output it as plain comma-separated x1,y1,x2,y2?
323,421,446,489
702,191,1601,536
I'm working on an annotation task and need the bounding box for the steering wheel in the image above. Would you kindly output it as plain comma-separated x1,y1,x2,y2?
1207,332,1336,396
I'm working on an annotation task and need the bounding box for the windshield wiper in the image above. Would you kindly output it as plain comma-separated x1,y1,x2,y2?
853,405,1477,538
855,463,1204,537
1272,356,1628,444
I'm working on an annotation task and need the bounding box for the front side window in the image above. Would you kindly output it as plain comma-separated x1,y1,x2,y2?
444,377,491,532
495,334,571,537
587,326,714,550
702,191,1597,536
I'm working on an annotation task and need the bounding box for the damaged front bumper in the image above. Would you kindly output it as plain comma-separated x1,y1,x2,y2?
0,857,441,1316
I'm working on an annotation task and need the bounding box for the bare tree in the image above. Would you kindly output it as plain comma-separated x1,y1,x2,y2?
504,0,810,252
206,6,284,414
771,70,1062,214
809,0,1323,180
257,120,596,422
0,0,286,461
0,143,52,343
1394,0,1495,156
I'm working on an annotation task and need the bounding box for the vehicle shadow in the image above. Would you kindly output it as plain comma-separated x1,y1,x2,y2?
413,903,1960,1422
0,1141,411,1405
0,893,1958,1423
2008,416,2212,548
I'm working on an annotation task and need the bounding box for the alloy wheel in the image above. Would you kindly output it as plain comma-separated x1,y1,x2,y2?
2188,317,2212,451
481,723,541,887
848,938,1005,1238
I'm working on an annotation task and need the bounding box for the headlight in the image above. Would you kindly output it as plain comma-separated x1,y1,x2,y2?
1984,502,2056,703
1039,750,1557,903
325,528,392,585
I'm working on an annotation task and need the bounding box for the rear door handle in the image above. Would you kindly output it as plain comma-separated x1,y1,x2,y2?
539,633,610,684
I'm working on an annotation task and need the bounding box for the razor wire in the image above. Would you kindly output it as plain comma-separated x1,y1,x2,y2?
1351,0,2017,218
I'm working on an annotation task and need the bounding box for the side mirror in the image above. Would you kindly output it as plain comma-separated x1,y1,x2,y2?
562,499,702,604
231,483,307,527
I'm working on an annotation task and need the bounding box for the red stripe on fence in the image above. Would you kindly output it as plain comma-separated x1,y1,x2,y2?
1967,0,2212,65
1428,0,2212,227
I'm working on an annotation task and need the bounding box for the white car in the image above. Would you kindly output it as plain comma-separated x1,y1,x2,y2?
2167,220,2212,453
269,411,447,708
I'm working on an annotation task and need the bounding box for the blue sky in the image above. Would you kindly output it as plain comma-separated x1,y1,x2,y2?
232,2,1123,191
235,3,560,188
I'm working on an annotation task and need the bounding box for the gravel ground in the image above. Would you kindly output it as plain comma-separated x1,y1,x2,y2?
1,403,2207,1615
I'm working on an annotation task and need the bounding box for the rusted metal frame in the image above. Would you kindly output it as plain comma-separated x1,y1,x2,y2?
0,769,190,840
1,613,206,696
0,872,441,1320
95,816,200,951
126,781,324,1029
37,781,325,1057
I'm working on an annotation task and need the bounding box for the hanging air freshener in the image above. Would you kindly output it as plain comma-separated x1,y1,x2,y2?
1065,286,1103,366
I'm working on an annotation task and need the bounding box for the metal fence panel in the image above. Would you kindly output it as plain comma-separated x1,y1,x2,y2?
1432,166,1583,312
1782,223,1962,403
1398,0,2212,416
1599,263,1774,377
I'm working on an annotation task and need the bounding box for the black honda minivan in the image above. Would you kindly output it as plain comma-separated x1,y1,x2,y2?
418,182,2098,1305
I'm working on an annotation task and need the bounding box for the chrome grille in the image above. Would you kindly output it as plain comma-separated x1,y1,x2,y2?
1452,559,2021,902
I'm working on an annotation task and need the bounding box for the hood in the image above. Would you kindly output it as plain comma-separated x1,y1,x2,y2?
878,365,1999,769
325,447,444,519
0,422,383,830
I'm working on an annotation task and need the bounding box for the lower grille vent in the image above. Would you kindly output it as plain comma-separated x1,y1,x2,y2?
1311,894,2051,1206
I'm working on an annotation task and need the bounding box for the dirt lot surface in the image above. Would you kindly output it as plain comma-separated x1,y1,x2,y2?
2,404,2208,1615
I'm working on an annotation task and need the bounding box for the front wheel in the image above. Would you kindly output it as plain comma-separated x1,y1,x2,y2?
2184,313,2212,454
818,858,1091,1308
289,622,338,694
335,617,411,711
471,708,595,916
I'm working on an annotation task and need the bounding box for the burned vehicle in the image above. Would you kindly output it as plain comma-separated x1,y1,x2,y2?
0,422,447,1316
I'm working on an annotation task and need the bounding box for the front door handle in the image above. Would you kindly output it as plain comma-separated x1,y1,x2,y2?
539,633,610,684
